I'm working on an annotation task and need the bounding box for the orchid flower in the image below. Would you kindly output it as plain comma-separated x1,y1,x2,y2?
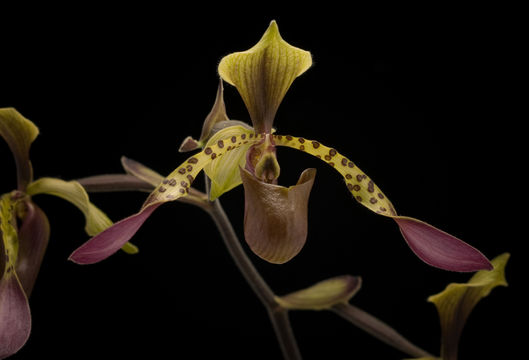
0,108,133,359
70,21,491,272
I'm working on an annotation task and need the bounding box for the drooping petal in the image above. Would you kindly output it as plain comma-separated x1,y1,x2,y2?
70,130,261,264
0,108,39,191
273,134,492,272
395,217,491,272
240,167,316,264
26,178,113,236
69,203,160,264
275,275,361,310
218,21,312,133
16,201,50,297
0,195,31,359
203,125,255,200
26,178,138,255
428,253,509,360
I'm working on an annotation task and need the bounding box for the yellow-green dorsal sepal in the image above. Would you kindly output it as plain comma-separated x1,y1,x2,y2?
203,125,256,200
272,134,397,216
218,21,312,133
144,129,261,208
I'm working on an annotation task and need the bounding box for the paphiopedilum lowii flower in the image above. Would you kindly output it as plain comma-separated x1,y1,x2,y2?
0,108,134,359
70,21,492,272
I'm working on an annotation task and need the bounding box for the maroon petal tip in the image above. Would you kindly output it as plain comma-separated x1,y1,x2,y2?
69,204,160,264
395,217,492,272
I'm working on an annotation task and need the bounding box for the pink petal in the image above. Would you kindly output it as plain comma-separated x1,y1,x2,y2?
395,217,492,272
0,273,31,359
69,204,160,264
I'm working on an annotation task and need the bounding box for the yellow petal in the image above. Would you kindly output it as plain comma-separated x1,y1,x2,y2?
428,253,509,360
26,178,138,254
218,20,312,133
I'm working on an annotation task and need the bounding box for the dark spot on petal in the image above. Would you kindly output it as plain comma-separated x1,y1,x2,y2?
356,196,363,202
211,153,217,160
347,183,354,191
188,157,198,164
380,207,387,212
345,174,352,179
168,179,177,186
205,147,213,155
356,174,364,182
352,184,361,191
370,197,378,204
341,158,348,166
241,134,246,140
179,188,186,194
158,187,167,193
249,133,254,138
162,179,169,184
276,135,282,140
378,193,385,199
348,162,355,168
217,140,224,148
186,165,193,172
178,168,186,174
231,136,237,143
299,145,305,151
328,162,335,167
298,137,305,144
181,181,188,188
187,175,194,182
324,155,332,161
312,141,320,149
286,135,293,141
329,148,337,157
367,180,375,193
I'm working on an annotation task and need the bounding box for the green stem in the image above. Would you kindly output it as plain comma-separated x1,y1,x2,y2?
331,303,435,358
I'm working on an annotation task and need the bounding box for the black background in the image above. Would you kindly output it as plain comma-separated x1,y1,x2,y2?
1,7,524,359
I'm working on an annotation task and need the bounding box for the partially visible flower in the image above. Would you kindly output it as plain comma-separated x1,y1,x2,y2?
406,253,509,360
0,108,131,359
70,21,491,272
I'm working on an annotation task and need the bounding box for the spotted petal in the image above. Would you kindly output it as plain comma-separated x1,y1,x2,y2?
0,195,31,359
273,134,492,272
240,167,316,264
218,21,312,133
70,130,261,264
428,253,509,360
275,275,361,310
0,108,39,191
